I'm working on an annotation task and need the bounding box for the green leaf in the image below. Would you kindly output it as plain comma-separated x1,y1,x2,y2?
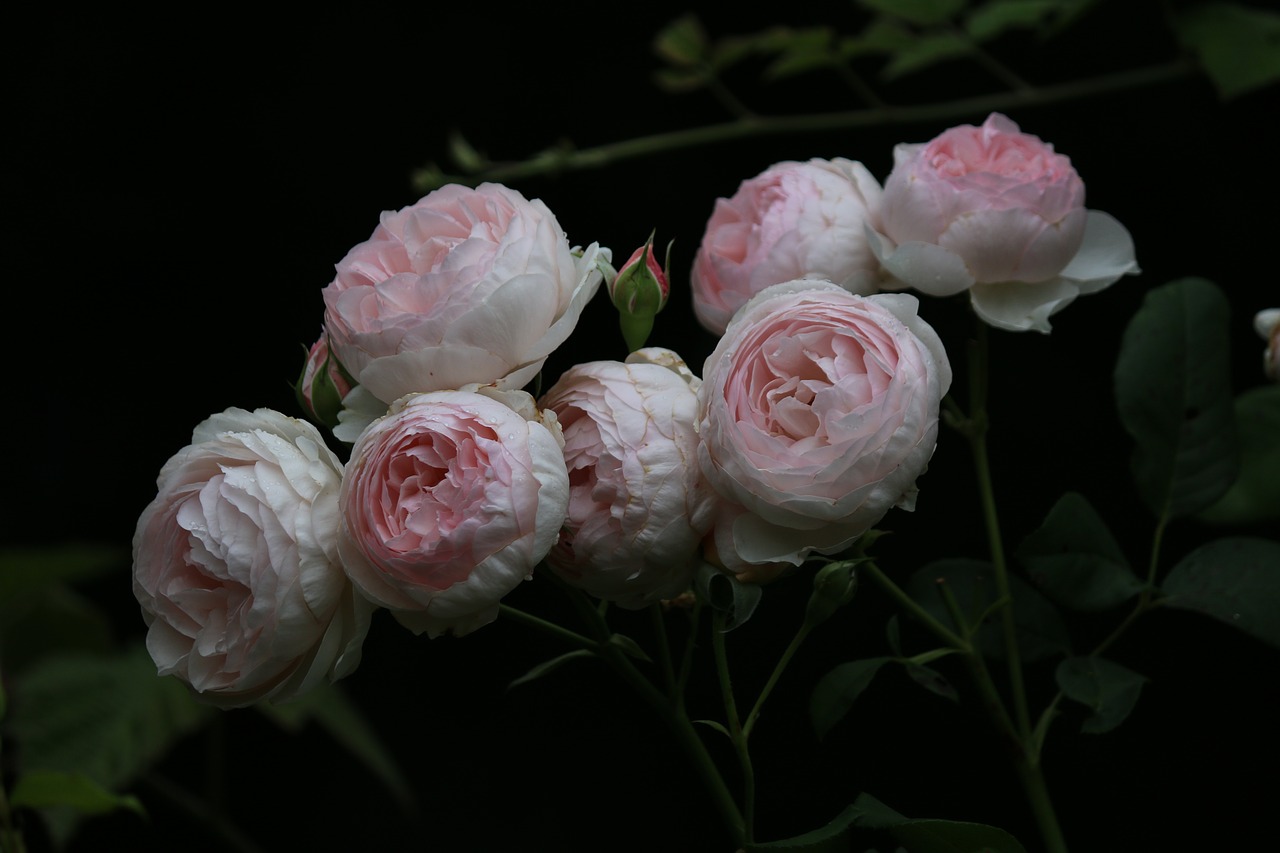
653,66,710,93
840,19,916,59
1114,278,1238,519
608,633,652,663
256,682,414,809
1017,492,1144,611
908,560,1071,662
653,14,707,66
965,0,1060,41
1199,385,1280,525
10,770,145,817
0,585,114,673
1172,3,1280,99
694,563,763,632
693,718,733,740
881,32,974,80
810,657,894,740
1054,656,1147,734
903,661,959,703
761,28,837,80
746,802,863,851
1160,537,1280,649
447,130,487,173
846,792,1030,852
7,646,212,790
858,0,967,26
505,649,596,691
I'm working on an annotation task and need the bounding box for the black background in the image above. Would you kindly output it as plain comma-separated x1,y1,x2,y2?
7,2,1279,852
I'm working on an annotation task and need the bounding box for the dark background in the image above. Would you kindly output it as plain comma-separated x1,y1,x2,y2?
7,2,1278,851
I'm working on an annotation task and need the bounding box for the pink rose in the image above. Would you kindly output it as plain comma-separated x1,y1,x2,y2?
321,183,608,426
337,387,569,638
697,281,951,568
691,158,883,336
539,348,716,608
871,113,1139,332
131,408,373,708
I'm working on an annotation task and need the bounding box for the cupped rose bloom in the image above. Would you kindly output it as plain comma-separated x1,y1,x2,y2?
321,182,608,437
698,281,951,568
337,387,569,638
132,408,373,709
870,113,1139,333
691,158,883,336
539,348,717,608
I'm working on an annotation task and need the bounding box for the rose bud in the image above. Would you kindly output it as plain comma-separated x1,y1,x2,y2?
132,408,373,708
337,387,569,638
697,281,951,569
691,158,883,336
608,233,671,353
295,332,354,429
539,348,717,608
870,112,1139,333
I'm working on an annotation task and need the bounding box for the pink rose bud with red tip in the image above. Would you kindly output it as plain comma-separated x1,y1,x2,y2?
609,233,671,352
295,332,355,430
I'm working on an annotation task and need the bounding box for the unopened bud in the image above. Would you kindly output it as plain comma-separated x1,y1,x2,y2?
804,560,860,628
295,333,355,429
609,232,671,352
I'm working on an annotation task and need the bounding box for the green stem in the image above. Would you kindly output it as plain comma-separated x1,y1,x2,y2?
743,623,812,740
713,613,755,843
651,604,678,699
862,560,968,651
141,772,267,853
1016,760,1070,853
499,603,597,650
413,61,1193,190
675,601,703,714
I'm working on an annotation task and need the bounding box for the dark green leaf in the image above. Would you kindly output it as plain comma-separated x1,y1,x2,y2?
693,718,732,740
840,20,916,59
257,682,414,809
1054,656,1146,734
1172,3,1280,99
882,32,974,79
504,649,596,691
10,770,145,817
810,657,893,740
1161,537,1280,649
1199,385,1280,525
1114,278,1238,519
965,0,1059,41
847,792,1030,852
0,585,114,672
858,0,967,26
903,662,959,703
694,563,763,631
907,560,1071,662
1017,492,1144,611
608,633,652,663
886,614,903,657
653,66,710,93
747,802,863,851
0,543,128,597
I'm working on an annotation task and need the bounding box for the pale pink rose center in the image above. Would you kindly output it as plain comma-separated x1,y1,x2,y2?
925,128,1070,183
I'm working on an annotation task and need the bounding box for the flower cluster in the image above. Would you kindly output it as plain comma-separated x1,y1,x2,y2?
132,113,1138,706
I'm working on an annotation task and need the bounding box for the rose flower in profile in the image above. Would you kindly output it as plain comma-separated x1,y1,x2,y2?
539,348,716,608
691,158,883,336
132,408,373,709
870,112,1138,333
697,281,951,570
321,182,608,439
337,387,569,638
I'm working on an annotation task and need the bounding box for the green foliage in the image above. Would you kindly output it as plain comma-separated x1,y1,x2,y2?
847,793,1028,853
1017,492,1145,611
695,563,763,631
5,646,213,845
1171,3,1280,99
907,560,1071,662
9,771,144,818
1198,385,1280,525
1054,656,1147,733
964,1,1061,41
1114,278,1238,520
857,0,967,27
256,682,415,810
809,657,894,740
1160,537,1280,650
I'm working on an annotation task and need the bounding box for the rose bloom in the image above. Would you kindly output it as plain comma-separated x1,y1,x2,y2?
337,387,569,638
690,158,883,336
132,408,373,709
539,348,716,608
697,281,951,568
871,113,1138,333
321,182,607,438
